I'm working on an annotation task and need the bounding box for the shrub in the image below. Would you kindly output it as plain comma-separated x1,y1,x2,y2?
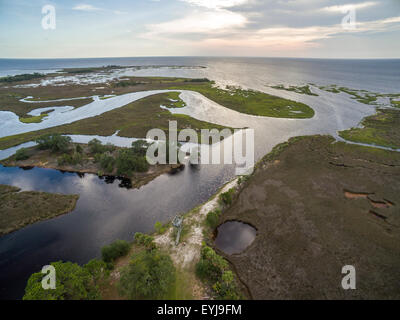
58,153,72,166
237,175,249,185
88,139,103,154
23,261,99,300
154,221,167,234
75,144,83,153
116,149,149,176
195,244,242,300
196,244,228,283
134,232,155,249
206,209,221,229
219,188,235,206
101,240,131,263
212,271,241,300
131,140,149,156
84,259,108,285
15,148,29,161
36,134,72,153
88,139,115,154
57,152,82,166
118,250,175,299
98,153,115,173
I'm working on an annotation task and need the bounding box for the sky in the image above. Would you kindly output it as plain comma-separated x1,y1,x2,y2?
0,0,399,59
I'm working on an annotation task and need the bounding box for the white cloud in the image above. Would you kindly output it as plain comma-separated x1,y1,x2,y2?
203,15,400,50
145,9,247,36
321,1,378,13
72,4,127,14
73,4,102,12
180,0,250,10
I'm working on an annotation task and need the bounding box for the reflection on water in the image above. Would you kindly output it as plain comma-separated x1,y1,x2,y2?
0,162,234,299
215,221,256,255
1,57,399,299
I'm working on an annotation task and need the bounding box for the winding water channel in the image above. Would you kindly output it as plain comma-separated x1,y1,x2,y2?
0,58,399,299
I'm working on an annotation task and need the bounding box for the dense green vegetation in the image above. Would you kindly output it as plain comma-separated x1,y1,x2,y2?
271,84,318,96
57,151,83,166
154,221,168,234
0,73,45,83
134,232,156,249
219,188,235,206
392,99,400,108
101,240,131,263
23,260,107,300
36,134,72,153
196,244,242,300
118,250,176,299
339,109,400,149
15,148,29,161
206,208,222,229
168,82,314,118
116,148,149,175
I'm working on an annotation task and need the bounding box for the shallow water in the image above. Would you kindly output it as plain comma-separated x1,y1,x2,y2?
215,221,257,255
0,57,399,299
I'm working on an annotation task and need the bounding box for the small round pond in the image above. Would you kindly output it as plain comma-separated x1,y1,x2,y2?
214,221,256,255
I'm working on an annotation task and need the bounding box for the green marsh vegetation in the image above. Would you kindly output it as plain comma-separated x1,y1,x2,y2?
163,91,186,108
0,90,92,118
339,108,400,149
19,113,48,123
0,73,45,83
167,82,315,118
0,93,231,150
317,85,400,106
391,99,400,108
0,184,79,236
271,84,318,96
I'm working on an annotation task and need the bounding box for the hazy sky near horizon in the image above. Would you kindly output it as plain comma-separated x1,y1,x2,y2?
0,0,399,59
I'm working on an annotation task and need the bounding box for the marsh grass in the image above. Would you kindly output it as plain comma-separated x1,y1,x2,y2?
339,109,400,149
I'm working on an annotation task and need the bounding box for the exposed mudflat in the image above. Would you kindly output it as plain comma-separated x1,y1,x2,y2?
220,135,400,299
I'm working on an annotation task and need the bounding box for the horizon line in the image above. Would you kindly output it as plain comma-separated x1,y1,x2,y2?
1,55,400,61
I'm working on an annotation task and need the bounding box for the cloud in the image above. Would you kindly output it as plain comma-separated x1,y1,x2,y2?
321,1,378,14
72,4,102,12
200,15,400,50
72,4,127,14
180,0,250,10
145,9,247,36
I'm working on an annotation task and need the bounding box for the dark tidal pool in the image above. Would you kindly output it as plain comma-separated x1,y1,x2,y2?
0,162,234,299
215,221,256,255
